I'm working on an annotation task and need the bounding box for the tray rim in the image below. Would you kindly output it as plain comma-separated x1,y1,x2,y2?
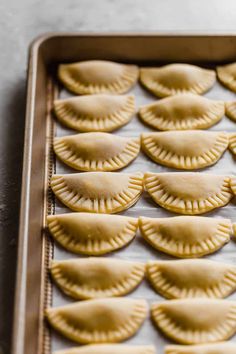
12,31,236,354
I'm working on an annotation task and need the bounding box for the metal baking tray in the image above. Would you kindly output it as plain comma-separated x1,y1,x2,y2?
12,33,236,354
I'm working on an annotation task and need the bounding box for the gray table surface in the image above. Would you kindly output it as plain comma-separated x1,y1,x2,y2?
1,0,236,352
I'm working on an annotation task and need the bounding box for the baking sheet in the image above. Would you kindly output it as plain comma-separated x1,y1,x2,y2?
51,69,236,353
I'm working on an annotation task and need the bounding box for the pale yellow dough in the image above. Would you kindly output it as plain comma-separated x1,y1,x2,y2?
228,133,236,155
217,62,236,92
165,342,236,354
141,131,228,169
51,257,145,299
139,216,231,258
139,94,224,131
54,133,140,171
140,64,216,97
151,298,236,344
55,344,155,354
47,213,138,255
144,173,234,215
225,100,236,122
51,172,143,213
54,94,135,132
147,259,236,299
58,60,139,94
46,298,148,343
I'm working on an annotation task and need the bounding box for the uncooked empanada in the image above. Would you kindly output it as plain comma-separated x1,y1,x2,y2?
139,216,231,258
51,257,145,299
54,94,135,132
147,259,236,299
58,60,139,94
165,342,236,354
139,94,224,131
51,172,143,213
46,298,147,343
54,133,140,171
141,131,228,169
228,133,236,155
47,213,138,255
151,298,236,344
217,62,236,92
225,101,236,122
144,173,234,215
140,64,216,97
55,344,155,354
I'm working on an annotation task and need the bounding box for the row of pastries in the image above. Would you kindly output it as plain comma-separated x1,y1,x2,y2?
54,93,236,132
47,60,236,354
54,131,236,171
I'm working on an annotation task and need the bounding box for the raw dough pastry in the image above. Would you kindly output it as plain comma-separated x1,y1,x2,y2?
139,216,231,258
51,172,143,213
138,94,224,131
58,60,139,94
54,133,140,171
228,133,236,155
140,64,216,97
47,213,138,255
147,259,236,299
141,131,228,169
165,342,236,354
55,344,155,354
151,298,236,344
225,101,236,122
144,173,234,215
51,257,145,299
46,297,148,343
217,62,236,92
54,94,135,132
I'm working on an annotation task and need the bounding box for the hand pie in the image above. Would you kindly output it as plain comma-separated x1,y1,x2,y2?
46,298,148,343
147,259,236,299
138,94,224,131
58,60,139,95
141,131,228,169
144,173,234,215
151,298,236,344
217,62,236,92
54,344,155,354
165,342,236,354
54,94,135,132
225,100,236,122
139,216,231,258
54,133,140,171
228,133,236,155
51,257,145,299
51,172,143,213
140,64,216,97
47,213,138,255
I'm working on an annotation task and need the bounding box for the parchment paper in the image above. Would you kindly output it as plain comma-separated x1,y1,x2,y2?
51,74,236,353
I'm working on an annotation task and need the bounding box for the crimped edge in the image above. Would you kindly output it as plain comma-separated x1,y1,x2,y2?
138,99,224,131
50,259,145,299
51,172,143,213
151,300,236,344
139,216,231,258
140,67,216,98
54,95,135,132
217,65,236,93
47,214,138,255
144,173,233,215
46,298,148,344
141,132,228,169
58,63,139,95
147,260,236,299
53,135,140,171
